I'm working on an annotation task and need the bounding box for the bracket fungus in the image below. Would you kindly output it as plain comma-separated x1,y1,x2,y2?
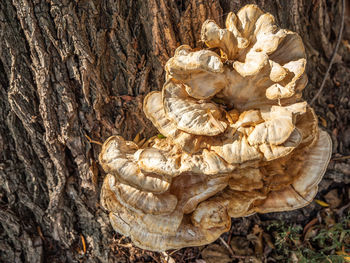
100,5,332,251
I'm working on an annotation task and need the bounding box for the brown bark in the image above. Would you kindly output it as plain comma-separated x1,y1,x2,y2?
0,0,348,262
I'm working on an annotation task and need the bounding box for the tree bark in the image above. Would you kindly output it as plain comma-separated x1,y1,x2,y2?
0,0,348,262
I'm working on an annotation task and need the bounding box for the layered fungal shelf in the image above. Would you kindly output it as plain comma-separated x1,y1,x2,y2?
99,5,332,251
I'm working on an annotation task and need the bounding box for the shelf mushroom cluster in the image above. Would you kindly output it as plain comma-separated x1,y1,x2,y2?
100,5,332,251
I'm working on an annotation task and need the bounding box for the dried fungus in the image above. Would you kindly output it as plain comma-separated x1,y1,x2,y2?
100,4,332,251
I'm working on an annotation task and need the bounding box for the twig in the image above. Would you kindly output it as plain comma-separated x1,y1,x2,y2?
180,247,189,262
168,248,181,256
219,237,234,257
227,225,235,245
336,202,350,216
162,252,176,263
116,243,133,248
84,134,103,146
37,226,45,241
219,237,246,259
149,253,161,263
80,234,87,254
303,217,319,236
310,0,345,105
331,155,350,161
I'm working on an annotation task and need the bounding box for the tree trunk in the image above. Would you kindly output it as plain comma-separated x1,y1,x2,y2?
0,0,348,262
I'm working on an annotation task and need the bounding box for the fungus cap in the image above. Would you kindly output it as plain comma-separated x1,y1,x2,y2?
100,4,332,252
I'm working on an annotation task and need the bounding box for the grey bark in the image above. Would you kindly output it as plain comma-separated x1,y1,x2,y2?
0,0,348,262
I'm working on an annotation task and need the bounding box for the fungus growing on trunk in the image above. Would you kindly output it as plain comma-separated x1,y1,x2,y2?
100,4,332,251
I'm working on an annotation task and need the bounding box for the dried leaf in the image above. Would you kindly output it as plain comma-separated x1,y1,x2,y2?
157,134,166,139
80,234,86,254
201,244,231,263
304,226,318,241
303,218,318,235
324,189,342,208
162,252,176,263
90,158,99,187
137,138,146,147
133,132,141,144
247,233,263,255
212,97,226,104
319,116,327,127
120,95,133,101
315,199,330,207
247,225,264,255
320,209,336,227
336,246,350,262
230,236,253,256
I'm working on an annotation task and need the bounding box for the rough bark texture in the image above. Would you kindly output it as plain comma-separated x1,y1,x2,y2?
0,0,349,262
